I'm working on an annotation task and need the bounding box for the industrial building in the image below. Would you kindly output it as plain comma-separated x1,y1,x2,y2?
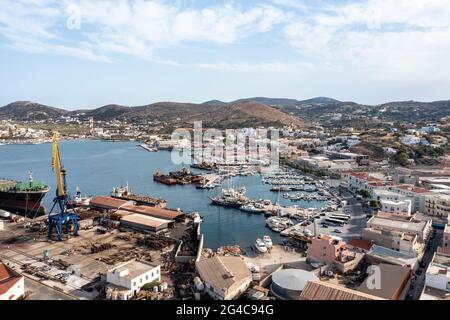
119,213,173,234
106,259,161,300
270,268,318,300
121,204,185,221
90,196,134,211
195,256,252,300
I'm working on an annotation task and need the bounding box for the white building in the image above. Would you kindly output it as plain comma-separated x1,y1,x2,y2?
424,248,450,294
380,199,412,217
106,259,161,300
444,224,450,248
0,262,25,300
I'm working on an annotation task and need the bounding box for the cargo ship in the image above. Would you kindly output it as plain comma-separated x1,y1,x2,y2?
153,171,177,185
0,173,49,216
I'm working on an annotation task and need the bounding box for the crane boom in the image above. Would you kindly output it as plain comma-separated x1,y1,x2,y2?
51,132,65,197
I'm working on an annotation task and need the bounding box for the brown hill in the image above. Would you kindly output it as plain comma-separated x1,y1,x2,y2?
119,101,306,128
0,101,66,120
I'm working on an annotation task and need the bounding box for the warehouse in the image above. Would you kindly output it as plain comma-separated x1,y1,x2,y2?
120,214,173,234
122,204,185,221
90,196,134,211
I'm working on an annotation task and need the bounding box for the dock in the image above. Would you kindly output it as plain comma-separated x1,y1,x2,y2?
196,174,222,189
138,144,157,152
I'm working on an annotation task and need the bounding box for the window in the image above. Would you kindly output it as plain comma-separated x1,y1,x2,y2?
151,272,154,277
146,275,148,280
133,282,136,287
140,278,143,283
157,269,159,274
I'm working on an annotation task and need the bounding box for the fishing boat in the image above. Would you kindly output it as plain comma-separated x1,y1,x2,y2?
255,238,268,253
263,235,273,249
67,186,91,208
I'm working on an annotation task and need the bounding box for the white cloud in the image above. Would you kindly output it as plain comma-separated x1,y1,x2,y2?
284,0,450,81
0,0,289,64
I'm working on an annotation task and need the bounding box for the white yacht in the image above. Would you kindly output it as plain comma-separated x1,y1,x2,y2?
240,204,263,213
263,235,273,249
255,238,268,253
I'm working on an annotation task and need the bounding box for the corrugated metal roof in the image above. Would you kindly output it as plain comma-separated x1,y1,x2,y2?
120,213,172,228
300,280,384,300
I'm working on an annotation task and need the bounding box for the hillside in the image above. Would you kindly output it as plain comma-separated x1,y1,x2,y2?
0,100,307,129
69,104,132,121
119,101,306,128
0,101,66,120
203,96,340,107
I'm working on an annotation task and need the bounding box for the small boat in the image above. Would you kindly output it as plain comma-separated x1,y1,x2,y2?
255,238,268,253
240,204,263,213
263,235,273,249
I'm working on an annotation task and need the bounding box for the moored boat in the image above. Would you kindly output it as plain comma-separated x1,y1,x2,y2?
255,238,268,253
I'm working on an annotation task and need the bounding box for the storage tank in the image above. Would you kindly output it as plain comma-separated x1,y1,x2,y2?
270,269,318,300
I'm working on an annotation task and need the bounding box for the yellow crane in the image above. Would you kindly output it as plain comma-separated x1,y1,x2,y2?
48,132,78,241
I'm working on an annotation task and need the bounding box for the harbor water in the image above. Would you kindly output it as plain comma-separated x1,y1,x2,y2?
0,140,325,249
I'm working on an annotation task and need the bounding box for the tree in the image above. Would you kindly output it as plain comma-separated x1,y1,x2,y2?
359,189,371,199
369,200,379,208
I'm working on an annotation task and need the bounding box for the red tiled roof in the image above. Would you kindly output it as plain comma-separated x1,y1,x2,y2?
348,238,373,251
0,263,22,295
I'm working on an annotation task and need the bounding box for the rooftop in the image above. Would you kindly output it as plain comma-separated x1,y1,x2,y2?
357,263,411,300
0,262,23,296
196,256,251,291
122,204,184,220
348,238,373,251
368,216,429,233
300,280,384,300
120,213,172,228
108,259,159,280
90,196,132,209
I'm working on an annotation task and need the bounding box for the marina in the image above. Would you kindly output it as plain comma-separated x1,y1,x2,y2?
0,140,330,249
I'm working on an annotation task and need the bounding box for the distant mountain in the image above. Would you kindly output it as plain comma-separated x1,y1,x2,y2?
0,100,306,128
202,100,228,106
0,101,66,120
203,96,341,107
118,101,306,128
297,97,341,105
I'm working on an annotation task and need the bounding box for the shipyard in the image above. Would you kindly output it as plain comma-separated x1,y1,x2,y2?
1,0,449,307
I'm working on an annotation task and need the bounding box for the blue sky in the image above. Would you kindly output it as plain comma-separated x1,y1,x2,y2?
1,0,450,109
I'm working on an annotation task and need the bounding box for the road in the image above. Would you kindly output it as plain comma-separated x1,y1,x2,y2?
305,188,368,240
406,229,443,300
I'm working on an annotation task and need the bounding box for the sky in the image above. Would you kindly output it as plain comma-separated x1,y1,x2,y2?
1,0,450,109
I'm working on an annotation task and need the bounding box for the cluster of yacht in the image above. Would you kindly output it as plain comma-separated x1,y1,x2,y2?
254,235,273,253
282,192,332,202
265,216,294,233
